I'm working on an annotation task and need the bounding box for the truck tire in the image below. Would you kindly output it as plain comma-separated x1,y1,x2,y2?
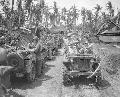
26,61,36,82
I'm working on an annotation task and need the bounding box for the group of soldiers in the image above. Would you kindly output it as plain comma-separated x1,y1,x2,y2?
27,35,45,76
63,34,94,57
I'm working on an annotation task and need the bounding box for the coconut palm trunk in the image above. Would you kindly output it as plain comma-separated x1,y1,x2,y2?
18,0,22,29
12,0,14,11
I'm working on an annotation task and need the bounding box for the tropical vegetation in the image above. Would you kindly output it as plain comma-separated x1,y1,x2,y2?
0,0,119,45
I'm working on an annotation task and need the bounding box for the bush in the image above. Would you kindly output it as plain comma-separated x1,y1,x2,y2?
100,53,120,81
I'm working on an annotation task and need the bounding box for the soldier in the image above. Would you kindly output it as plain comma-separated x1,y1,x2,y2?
28,36,44,76
0,36,5,47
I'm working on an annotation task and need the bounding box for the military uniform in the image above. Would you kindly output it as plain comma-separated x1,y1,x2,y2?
0,36,5,47
33,40,44,76
29,36,49,76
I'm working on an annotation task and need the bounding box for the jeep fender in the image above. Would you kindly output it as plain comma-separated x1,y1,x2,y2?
7,52,24,67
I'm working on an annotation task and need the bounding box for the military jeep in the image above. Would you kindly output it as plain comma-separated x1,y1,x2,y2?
7,50,37,82
63,53,101,85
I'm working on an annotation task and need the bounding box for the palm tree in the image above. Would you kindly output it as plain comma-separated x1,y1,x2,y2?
24,0,33,13
81,7,87,35
53,1,59,26
86,10,92,23
72,5,79,25
17,0,24,28
94,4,102,32
43,5,50,27
0,0,14,33
94,4,102,13
106,1,114,17
94,4,102,22
65,5,79,31
81,7,86,24
83,9,94,37
49,1,59,26
11,0,14,11
66,8,73,30
40,0,45,8
61,7,67,25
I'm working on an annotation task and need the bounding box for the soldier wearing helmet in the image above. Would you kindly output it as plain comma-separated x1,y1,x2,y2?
0,36,5,47
28,35,44,76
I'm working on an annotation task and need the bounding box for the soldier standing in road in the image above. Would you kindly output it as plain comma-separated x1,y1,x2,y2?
28,36,45,76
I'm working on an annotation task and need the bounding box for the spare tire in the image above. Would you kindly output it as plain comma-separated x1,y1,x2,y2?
7,53,24,67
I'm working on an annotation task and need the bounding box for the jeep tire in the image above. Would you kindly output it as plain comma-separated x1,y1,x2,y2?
63,73,72,86
36,60,43,77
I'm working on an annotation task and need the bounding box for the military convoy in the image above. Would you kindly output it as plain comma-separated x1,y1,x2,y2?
0,26,64,91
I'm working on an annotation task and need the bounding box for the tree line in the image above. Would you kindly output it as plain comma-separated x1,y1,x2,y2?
0,0,119,40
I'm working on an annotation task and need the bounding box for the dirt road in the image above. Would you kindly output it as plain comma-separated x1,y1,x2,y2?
9,52,101,97
8,45,120,97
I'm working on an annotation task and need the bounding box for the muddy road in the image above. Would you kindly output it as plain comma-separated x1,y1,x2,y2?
8,46,120,97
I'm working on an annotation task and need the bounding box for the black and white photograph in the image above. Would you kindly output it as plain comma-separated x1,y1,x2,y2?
0,0,120,97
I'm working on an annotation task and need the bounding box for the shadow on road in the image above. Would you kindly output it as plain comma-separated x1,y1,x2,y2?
10,64,54,90
63,75,111,90
7,90,24,97
63,76,94,87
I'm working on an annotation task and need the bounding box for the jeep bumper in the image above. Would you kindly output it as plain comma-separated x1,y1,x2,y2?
64,70,99,78
11,67,26,77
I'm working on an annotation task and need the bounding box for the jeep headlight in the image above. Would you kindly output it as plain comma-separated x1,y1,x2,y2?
70,58,73,62
90,58,95,63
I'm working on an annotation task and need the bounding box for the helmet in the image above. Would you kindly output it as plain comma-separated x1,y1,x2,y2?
33,36,38,41
0,36,5,40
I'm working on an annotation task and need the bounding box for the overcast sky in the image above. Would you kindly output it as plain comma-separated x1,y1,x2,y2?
0,0,120,24
1,0,119,13
4,0,120,10
45,0,120,24
45,0,120,13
